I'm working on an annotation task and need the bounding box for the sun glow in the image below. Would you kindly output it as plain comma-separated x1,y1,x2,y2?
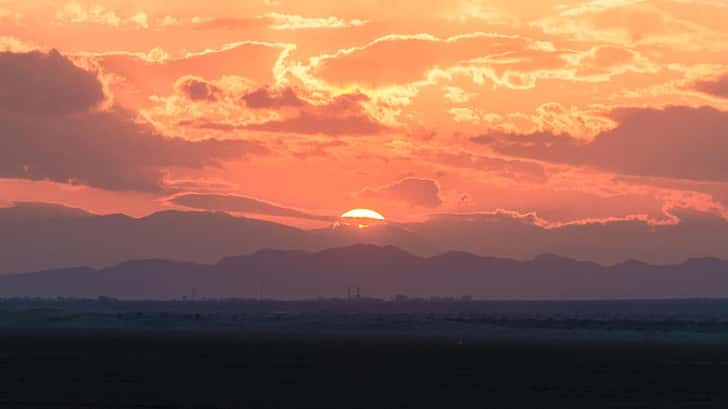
340,208,385,220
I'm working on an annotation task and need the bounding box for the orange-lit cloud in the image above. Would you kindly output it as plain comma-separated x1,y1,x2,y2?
479,106,728,182
361,177,443,208
265,13,367,30
691,72,728,99
56,1,149,28
0,49,265,192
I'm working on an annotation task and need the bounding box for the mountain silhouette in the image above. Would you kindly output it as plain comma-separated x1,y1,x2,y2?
4,202,728,275
0,203,438,274
0,203,309,274
2,244,728,300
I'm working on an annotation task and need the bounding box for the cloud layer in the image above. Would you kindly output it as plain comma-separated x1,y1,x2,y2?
479,106,728,182
2,0,728,259
0,49,105,114
361,178,443,208
170,193,333,221
0,50,264,192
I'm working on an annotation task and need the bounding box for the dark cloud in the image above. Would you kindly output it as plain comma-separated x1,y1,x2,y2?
0,50,265,192
175,76,221,101
0,49,105,114
170,193,334,222
477,106,728,182
0,109,265,192
430,150,547,182
181,91,388,137
246,111,386,136
408,208,728,265
362,178,443,208
245,92,388,136
692,73,728,99
164,178,239,193
242,86,305,108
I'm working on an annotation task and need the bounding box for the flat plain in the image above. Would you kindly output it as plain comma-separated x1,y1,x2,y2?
2,299,728,409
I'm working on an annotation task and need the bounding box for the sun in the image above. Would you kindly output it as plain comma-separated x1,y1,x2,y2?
340,208,385,221
339,208,385,229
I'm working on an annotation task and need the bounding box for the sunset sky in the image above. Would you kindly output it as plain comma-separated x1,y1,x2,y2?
2,0,728,230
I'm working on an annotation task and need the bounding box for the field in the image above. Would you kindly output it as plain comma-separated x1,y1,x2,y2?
1,299,728,408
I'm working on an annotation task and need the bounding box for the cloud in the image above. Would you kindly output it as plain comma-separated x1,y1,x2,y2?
361,178,443,208
192,13,366,31
164,178,238,193
409,207,728,265
534,0,728,51
0,108,265,192
566,46,658,81
309,33,541,87
692,73,728,99
450,102,616,140
0,49,105,115
0,50,265,192
57,2,149,28
478,106,728,182
192,17,267,31
245,113,385,136
291,140,347,160
449,1,519,26
444,86,476,104
265,13,367,30
169,193,334,222
245,91,388,136
242,86,305,108
174,76,221,101
97,41,293,107
426,149,547,182
303,33,653,91
0,36,37,53
177,87,387,137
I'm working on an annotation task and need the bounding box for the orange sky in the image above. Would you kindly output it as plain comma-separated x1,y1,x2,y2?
2,0,728,228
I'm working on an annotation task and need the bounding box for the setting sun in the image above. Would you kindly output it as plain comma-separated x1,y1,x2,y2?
340,208,385,221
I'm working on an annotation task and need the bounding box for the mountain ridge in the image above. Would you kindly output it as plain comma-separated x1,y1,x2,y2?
4,202,728,274
2,244,728,301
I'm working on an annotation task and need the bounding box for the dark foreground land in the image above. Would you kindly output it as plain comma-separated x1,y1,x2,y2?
2,299,728,408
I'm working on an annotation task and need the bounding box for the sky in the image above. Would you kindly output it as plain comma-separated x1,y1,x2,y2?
2,0,728,231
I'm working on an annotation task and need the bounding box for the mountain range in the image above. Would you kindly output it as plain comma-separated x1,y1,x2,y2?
3,202,728,276
1,243,727,300
0,202,436,274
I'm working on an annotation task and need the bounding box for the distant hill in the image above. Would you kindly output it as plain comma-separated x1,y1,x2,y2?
1,244,727,300
0,203,438,274
0,203,312,274
3,202,728,274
